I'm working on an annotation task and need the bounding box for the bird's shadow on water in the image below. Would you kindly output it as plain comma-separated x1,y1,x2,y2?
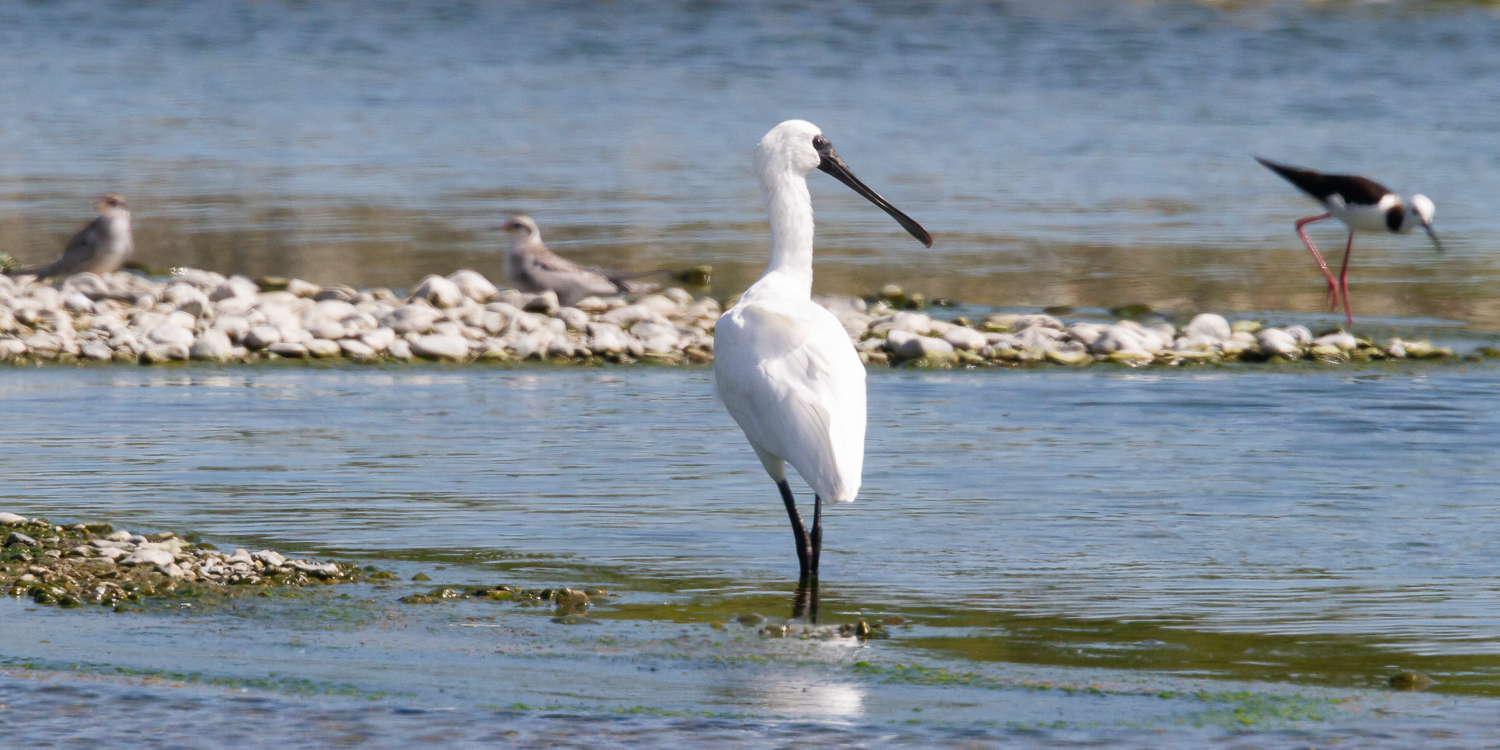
791,579,819,623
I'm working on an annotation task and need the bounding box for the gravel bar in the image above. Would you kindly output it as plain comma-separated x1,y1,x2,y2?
0,269,1464,368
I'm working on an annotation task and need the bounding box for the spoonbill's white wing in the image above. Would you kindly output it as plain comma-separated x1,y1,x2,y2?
714,302,866,503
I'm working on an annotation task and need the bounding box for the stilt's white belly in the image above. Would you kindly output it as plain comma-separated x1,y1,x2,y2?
1330,194,1400,234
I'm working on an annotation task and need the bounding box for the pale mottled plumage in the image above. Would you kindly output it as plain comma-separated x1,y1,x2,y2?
714,119,931,579
8,194,133,280
500,215,652,306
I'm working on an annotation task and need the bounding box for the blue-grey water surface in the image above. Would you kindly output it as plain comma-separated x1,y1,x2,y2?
2,0,1500,321
4,364,1500,643
6,0,1500,745
5,363,1500,745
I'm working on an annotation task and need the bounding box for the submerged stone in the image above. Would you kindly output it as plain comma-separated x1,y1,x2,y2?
1388,672,1432,690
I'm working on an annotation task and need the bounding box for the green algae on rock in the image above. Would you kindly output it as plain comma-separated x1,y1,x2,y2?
1388,671,1433,691
400,585,604,615
1,513,392,610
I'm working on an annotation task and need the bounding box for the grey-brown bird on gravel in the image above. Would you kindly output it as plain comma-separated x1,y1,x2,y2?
499,214,657,305
6,193,134,280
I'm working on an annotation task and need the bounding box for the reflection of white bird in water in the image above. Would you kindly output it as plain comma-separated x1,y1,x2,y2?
499,215,657,306
714,120,932,581
7,194,133,280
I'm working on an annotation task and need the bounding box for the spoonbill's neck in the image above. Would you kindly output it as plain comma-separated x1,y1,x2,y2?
756,166,815,300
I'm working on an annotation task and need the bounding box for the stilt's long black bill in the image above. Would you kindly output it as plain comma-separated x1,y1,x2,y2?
1424,224,1445,252
817,146,933,248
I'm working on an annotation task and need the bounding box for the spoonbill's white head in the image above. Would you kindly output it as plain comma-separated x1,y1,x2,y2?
1404,194,1442,250
756,119,826,178
756,120,933,248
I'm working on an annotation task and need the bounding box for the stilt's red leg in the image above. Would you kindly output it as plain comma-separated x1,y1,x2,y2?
1295,214,1338,309
1337,232,1355,327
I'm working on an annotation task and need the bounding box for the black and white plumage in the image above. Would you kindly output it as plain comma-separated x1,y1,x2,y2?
1257,157,1442,326
499,215,656,306
6,193,133,280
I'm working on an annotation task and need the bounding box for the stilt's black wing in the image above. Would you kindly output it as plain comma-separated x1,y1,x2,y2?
1256,157,1392,206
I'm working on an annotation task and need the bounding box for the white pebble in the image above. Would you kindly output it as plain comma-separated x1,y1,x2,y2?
286,279,320,298
268,342,309,358
306,338,342,358
1313,333,1358,352
210,275,260,302
360,327,397,352
63,293,95,313
382,304,440,335
339,339,376,359
943,326,987,351
447,270,499,303
1256,328,1301,357
410,275,465,309
586,322,630,355
410,334,469,361
244,325,282,350
889,330,956,362
1183,313,1231,341
190,330,234,361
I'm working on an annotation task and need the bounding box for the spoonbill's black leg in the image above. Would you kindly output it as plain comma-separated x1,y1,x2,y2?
809,493,823,577
1294,213,1340,310
777,480,811,578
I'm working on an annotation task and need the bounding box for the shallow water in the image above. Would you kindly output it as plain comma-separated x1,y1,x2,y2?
7,0,1500,744
5,364,1500,744
3,1,1500,322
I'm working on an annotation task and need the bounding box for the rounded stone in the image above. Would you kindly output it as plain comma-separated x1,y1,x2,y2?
522,290,561,315
1256,328,1301,358
339,339,377,359
268,342,309,358
243,325,283,350
189,329,234,361
1183,313,1231,341
447,270,499,303
1313,333,1358,352
942,326,987,351
410,275,465,309
386,340,414,360
381,304,441,335
888,330,956,363
305,338,342,358
410,334,470,361
210,275,260,302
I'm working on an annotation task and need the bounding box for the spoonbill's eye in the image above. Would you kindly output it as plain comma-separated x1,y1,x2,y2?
811,136,829,151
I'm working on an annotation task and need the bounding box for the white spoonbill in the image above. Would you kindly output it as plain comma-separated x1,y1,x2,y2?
714,120,932,580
